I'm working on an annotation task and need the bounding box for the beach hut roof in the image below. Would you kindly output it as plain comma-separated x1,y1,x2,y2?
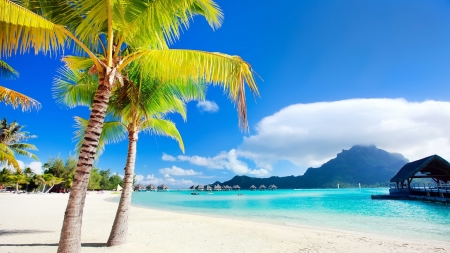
269,184,277,188
259,185,266,188
189,185,195,189
390,155,450,183
146,184,156,189
196,185,204,189
250,185,256,189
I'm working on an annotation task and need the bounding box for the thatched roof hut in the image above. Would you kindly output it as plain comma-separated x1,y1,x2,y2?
205,185,212,191
250,185,257,191
146,184,156,191
134,184,145,191
189,185,195,190
222,185,231,191
268,184,277,190
259,184,266,191
214,184,222,191
196,185,204,191
157,184,168,191
232,185,241,191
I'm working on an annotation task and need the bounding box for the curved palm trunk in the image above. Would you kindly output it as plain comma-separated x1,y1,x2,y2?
15,181,19,193
57,75,113,253
107,130,138,246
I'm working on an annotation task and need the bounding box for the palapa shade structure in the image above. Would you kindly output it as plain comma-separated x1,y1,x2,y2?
196,185,204,191
259,185,267,191
250,185,257,191
157,184,169,191
146,184,156,191
134,184,145,191
391,155,450,189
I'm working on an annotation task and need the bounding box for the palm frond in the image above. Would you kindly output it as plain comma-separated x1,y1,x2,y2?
140,118,184,153
124,49,259,130
0,60,19,79
52,67,98,108
0,143,19,170
119,0,222,49
0,0,67,56
0,86,41,111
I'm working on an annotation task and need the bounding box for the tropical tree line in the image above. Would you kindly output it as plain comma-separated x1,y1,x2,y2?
1,0,260,252
0,156,123,193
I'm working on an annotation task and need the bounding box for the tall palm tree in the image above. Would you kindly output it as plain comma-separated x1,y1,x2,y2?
0,60,41,111
0,118,38,171
2,1,259,251
55,63,205,245
8,171,29,193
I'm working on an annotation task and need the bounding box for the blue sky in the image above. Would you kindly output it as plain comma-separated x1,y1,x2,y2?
3,0,450,187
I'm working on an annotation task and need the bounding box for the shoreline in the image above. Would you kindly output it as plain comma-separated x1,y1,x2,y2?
1,192,449,252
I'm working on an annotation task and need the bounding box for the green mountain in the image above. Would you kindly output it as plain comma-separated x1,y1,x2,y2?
217,145,408,189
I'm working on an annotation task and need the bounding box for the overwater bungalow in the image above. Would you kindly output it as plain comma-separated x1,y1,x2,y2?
157,184,168,191
268,184,277,191
205,185,212,191
195,185,204,191
222,185,231,191
213,184,222,191
146,184,156,191
250,185,257,191
134,184,146,192
259,185,266,191
232,185,241,191
372,155,450,203
189,185,196,191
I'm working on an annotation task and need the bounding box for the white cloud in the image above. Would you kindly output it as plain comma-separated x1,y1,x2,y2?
158,166,202,176
28,162,44,175
197,100,219,113
173,150,270,177
165,98,450,176
134,173,195,188
162,153,177,161
14,160,43,174
238,98,450,171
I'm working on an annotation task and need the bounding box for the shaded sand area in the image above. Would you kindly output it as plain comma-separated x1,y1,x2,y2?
1,193,449,253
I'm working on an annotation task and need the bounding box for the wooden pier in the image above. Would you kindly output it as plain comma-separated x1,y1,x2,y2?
371,155,450,204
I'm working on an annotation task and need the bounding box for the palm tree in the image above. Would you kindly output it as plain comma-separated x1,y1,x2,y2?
0,118,39,171
2,1,259,251
8,171,29,193
0,60,41,111
55,63,205,245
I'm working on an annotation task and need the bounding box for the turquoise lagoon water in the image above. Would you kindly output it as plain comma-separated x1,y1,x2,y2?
129,188,450,242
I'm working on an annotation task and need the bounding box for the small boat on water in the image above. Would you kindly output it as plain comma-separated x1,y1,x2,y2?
191,192,200,195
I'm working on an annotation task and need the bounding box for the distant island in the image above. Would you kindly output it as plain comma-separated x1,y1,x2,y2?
215,145,409,189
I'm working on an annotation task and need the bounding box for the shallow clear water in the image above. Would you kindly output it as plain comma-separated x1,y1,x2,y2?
129,188,450,242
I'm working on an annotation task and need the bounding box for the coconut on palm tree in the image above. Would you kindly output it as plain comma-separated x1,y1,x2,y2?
2,1,259,251
0,60,41,111
0,118,39,171
55,62,205,245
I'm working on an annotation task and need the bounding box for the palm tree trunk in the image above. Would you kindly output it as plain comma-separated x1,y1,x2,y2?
57,74,113,253
15,181,18,193
107,130,138,246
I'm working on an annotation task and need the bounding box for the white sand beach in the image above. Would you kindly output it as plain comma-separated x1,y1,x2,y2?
1,193,449,253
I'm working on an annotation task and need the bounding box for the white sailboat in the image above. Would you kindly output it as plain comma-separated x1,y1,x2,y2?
116,184,123,191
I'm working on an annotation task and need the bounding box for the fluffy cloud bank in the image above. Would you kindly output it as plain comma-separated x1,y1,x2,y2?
158,166,202,176
164,98,450,176
197,100,219,113
239,98,450,168
135,174,195,187
15,161,43,174
165,150,270,177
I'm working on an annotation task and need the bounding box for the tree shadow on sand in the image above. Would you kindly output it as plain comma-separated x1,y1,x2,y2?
0,229,51,236
0,243,106,247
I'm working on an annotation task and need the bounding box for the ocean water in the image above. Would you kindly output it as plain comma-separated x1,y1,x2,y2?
129,188,450,242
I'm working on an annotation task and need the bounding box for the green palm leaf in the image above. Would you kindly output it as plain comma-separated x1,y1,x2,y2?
0,60,19,79
140,118,184,153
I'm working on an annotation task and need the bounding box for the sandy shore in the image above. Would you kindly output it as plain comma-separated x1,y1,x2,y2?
0,193,449,253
